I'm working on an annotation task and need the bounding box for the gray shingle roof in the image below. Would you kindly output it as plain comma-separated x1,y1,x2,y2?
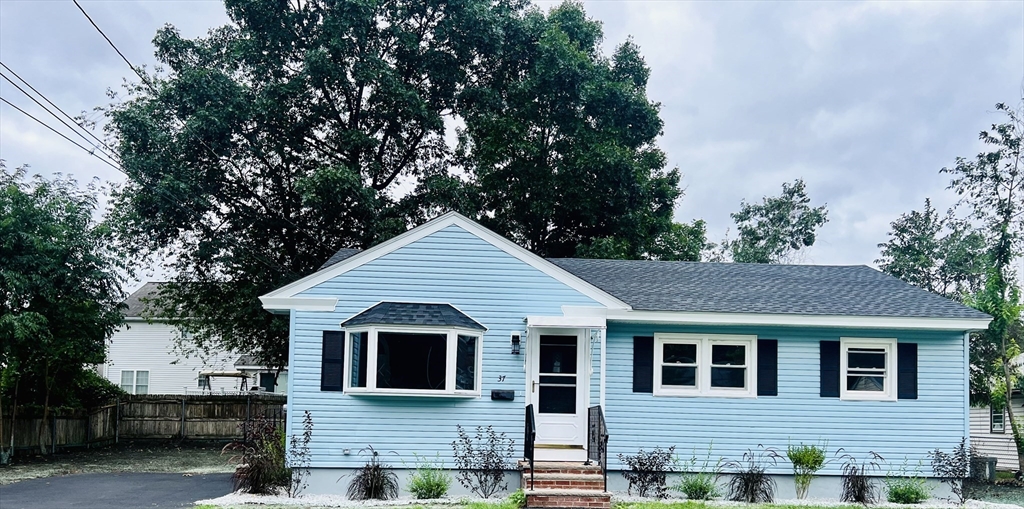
548,258,989,319
341,302,486,330
319,248,362,270
123,282,165,317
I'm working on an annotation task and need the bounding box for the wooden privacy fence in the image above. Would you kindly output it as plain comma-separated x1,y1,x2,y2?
2,393,286,453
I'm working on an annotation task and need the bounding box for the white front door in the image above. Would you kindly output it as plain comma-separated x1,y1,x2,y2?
528,328,588,461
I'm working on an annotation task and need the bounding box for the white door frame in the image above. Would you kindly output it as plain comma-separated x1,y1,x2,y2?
526,327,589,462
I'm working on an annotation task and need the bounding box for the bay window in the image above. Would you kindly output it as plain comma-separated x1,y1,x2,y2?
344,326,481,396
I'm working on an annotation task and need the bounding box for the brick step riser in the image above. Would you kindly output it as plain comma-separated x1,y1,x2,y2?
521,479,606,490
526,495,611,509
521,469,601,476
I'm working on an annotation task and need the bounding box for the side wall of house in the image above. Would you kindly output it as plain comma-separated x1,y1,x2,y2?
105,321,240,395
604,323,968,476
289,224,600,470
970,394,1023,471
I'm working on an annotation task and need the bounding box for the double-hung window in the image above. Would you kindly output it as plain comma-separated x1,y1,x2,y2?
840,337,896,401
991,405,1006,433
344,326,482,396
654,334,757,397
120,370,149,394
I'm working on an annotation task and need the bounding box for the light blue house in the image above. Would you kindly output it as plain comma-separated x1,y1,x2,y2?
260,212,990,500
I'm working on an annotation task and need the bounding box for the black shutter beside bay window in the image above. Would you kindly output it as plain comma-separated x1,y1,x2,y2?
897,342,918,400
820,340,840,398
321,331,345,391
633,336,654,393
757,339,778,396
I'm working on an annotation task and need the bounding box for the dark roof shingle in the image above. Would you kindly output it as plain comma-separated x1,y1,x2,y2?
123,282,165,317
341,302,486,330
319,248,362,270
547,258,988,319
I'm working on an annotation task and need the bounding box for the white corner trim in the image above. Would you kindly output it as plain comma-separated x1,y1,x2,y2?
260,296,338,311
259,212,630,310
605,309,992,331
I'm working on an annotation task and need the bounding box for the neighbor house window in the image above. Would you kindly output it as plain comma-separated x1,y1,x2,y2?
991,405,1006,433
344,327,482,396
654,334,756,397
198,375,210,389
120,370,149,394
840,337,896,401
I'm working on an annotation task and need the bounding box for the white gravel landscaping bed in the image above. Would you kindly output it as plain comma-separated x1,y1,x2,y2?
196,492,1021,509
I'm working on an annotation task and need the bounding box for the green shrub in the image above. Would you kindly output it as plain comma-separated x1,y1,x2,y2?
407,454,452,499
507,488,526,508
673,444,723,500
786,441,827,499
885,459,931,504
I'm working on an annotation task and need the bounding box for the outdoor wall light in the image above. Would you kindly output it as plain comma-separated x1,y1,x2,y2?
511,333,521,355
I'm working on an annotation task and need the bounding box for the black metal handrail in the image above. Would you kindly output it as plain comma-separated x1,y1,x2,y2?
587,405,609,491
525,403,537,490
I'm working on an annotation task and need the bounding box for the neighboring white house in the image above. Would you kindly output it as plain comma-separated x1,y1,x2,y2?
103,282,287,395
970,354,1023,471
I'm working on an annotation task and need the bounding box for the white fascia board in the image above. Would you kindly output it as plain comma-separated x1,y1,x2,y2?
605,309,992,332
260,296,338,312
526,315,607,328
259,212,630,310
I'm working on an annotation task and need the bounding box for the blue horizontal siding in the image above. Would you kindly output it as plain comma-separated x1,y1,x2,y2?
289,225,599,468
603,323,967,475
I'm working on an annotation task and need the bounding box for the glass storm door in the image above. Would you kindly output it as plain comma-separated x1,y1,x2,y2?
529,331,587,460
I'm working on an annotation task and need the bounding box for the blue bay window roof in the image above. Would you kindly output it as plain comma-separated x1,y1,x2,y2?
340,302,486,330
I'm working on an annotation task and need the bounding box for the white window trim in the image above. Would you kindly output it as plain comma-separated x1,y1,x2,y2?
840,337,897,401
991,405,1006,434
653,333,757,398
343,324,483,397
120,369,150,395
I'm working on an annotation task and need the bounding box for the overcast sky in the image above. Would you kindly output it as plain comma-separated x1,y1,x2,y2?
1,0,1022,271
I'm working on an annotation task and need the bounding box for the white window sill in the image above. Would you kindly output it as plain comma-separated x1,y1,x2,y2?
655,388,757,399
840,392,897,402
345,389,480,398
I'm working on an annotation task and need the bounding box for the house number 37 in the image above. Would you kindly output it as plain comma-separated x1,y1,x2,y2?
497,375,506,382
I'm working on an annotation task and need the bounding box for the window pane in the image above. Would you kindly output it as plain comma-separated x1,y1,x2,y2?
198,376,209,389
847,376,884,391
539,385,576,414
376,332,447,390
350,332,368,388
539,336,577,374
662,366,696,386
456,335,476,391
663,343,697,364
120,371,134,393
711,344,745,366
848,349,886,369
711,367,746,388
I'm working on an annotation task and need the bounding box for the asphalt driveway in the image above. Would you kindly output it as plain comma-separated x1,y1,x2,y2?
0,472,233,508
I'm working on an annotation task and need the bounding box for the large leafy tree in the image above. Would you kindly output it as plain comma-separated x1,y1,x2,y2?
0,164,126,456
109,0,697,372
107,0,526,370
421,2,696,260
725,179,829,264
875,198,988,301
944,101,1024,469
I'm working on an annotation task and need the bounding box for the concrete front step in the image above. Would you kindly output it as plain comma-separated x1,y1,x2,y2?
525,489,612,509
520,460,602,476
522,472,605,490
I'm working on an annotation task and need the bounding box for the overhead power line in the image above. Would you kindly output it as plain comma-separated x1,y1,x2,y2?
1,95,121,171
0,61,115,156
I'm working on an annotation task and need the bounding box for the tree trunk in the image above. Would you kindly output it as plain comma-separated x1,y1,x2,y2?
38,367,51,455
9,378,17,459
1004,354,1024,471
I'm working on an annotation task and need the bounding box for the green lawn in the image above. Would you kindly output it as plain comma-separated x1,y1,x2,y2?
195,502,866,509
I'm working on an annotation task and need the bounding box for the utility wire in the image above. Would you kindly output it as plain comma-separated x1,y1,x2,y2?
0,69,118,164
71,0,338,257
1,96,121,172
0,61,116,156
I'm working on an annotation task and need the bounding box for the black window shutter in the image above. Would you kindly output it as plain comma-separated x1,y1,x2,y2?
633,336,654,393
757,339,778,396
897,342,918,400
820,340,840,397
321,331,345,391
